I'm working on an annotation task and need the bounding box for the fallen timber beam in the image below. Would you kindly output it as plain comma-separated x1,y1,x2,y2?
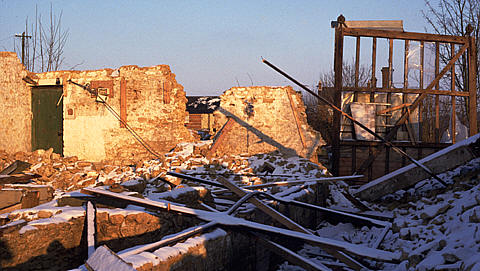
354,133,480,201
261,58,446,187
119,221,218,257
253,233,331,271
227,175,364,191
214,200,331,271
172,173,386,269
169,172,389,228
80,187,400,263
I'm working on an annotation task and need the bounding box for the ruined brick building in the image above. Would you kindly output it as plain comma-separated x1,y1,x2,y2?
0,52,323,164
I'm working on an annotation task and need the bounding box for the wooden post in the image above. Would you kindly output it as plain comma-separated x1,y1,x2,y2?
354,36,360,102
332,15,345,176
468,35,478,135
371,37,377,102
419,41,425,141
435,42,440,142
451,43,456,143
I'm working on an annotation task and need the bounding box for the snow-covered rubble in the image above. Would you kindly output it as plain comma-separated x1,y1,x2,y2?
280,158,480,271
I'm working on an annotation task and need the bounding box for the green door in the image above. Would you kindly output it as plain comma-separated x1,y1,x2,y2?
32,86,63,155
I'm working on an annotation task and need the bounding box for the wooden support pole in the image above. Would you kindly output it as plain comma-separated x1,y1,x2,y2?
388,39,393,89
354,36,360,101
332,16,344,176
468,35,478,136
371,37,377,102
419,41,425,141
435,42,440,143
451,43,456,143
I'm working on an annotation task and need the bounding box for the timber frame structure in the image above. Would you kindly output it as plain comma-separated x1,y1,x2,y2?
330,15,478,182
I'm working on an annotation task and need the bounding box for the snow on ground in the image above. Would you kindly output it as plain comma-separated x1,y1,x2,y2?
279,158,480,271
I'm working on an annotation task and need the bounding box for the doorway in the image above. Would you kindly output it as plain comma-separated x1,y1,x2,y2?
31,86,63,155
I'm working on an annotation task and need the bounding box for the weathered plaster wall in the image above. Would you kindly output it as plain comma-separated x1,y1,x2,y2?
213,86,324,160
0,52,31,153
36,65,194,163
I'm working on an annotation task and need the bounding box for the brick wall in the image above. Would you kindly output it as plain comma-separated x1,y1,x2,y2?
0,52,31,153
34,65,194,163
0,209,199,270
212,86,324,160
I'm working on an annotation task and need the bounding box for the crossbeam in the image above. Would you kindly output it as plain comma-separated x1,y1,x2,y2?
80,187,400,262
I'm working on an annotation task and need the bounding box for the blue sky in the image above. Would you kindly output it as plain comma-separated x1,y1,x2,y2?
1,1,433,95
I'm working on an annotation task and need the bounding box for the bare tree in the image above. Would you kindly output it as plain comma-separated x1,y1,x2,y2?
17,4,69,72
422,0,480,125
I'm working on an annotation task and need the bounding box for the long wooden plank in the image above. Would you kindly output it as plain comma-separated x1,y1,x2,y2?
345,20,403,31
216,176,310,234
343,27,468,44
286,90,307,149
80,187,400,262
255,234,330,271
171,172,388,228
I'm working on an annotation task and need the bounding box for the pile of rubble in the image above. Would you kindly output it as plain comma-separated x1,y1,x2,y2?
278,158,480,270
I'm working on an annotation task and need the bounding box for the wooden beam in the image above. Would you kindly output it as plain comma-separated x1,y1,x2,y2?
216,176,310,233
377,103,411,115
371,37,377,101
332,20,344,176
451,43,456,143
355,37,360,89
254,234,331,271
343,27,468,44
435,42,440,143
345,20,403,31
419,41,425,141
80,187,400,262
286,90,307,149
468,35,478,136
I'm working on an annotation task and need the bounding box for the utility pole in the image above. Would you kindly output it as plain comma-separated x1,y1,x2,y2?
15,32,32,65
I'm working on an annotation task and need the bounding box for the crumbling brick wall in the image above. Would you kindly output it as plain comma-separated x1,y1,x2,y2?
34,65,194,163
0,209,200,270
0,52,32,153
212,86,324,160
